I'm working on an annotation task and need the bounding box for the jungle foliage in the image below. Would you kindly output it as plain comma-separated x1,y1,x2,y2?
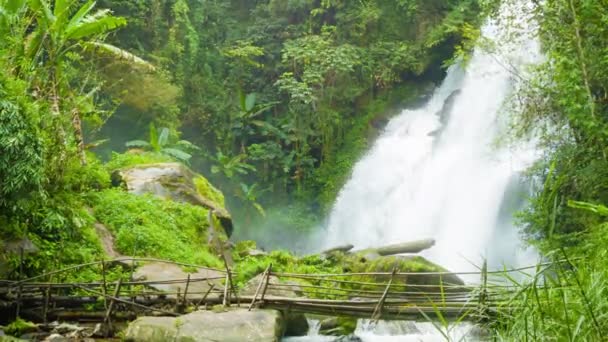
93,0,484,233
491,0,608,340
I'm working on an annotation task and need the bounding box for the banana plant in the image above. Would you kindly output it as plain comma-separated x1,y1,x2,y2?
22,0,154,165
126,123,199,163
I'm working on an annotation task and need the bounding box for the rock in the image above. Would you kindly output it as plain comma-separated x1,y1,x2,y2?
93,222,121,258
246,249,268,257
125,309,284,342
43,334,67,342
283,313,308,337
241,273,303,298
91,323,110,338
124,316,177,342
345,254,464,291
133,262,224,299
319,317,357,336
52,323,83,335
113,163,232,236
333,335,362,342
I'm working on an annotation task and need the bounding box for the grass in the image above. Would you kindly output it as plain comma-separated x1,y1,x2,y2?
91,188,223,268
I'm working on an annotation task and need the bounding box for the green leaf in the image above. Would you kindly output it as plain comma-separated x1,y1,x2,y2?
66,15,126,40
245,93,256,112
125,140,150,148
65,0,95,33
157,127,169,148
29,0,55,28
162,148,191,162
149,122,159,152
84,41,155,71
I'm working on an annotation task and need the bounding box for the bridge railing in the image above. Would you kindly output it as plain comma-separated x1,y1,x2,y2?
0,257,572,325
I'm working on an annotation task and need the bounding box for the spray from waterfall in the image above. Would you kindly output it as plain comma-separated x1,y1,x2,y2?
324,0,542,276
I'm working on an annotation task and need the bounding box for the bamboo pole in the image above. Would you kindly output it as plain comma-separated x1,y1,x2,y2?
182,274,191,310
222,274,230,307
260,264,273,303
249,265,271,311
372,268,396,321
15,247,24,318
104,278,122,331
195,284,216,311
76,283,177,317
43,282,51,324
101,258,108,311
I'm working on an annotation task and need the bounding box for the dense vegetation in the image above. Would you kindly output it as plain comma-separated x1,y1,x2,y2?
488,0,608,340
91,0,485,240
2,0,607,339
0,0,479,280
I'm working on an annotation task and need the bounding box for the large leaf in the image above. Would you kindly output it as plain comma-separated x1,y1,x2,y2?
65,0,95,33
66,15,126,40
245,93,256,112
162,148,192,162
157,127,169,148
85,41,155,71
53,0,71,29
125,140,150,148
2,0,26,14
149,122,159,152
28,0,55,29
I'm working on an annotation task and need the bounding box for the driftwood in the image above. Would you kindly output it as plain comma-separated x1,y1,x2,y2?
353,239,436,256
321,244,354,255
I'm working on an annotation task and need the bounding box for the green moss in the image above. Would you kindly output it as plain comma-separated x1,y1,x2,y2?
91,188,222,268
193,175,225,208
233,249,341,288
351,255,444,273
4,318,37,336
104,151,173,172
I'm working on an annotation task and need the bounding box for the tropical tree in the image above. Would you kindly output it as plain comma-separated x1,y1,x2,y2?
126,123,199,163
23,0,153,165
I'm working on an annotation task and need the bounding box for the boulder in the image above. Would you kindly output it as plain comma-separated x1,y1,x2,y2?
133,262,224,299
112,163,232,236
319,317,357,336
342,254,464,294
241,273,303,298
125,309,284,342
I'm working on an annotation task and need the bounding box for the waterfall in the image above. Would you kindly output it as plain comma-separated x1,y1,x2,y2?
285,1,542,341
324,0,541,276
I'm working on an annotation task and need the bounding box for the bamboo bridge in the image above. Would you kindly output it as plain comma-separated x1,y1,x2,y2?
0,257,564,328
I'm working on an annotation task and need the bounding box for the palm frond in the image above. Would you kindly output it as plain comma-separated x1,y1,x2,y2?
66,16,126,40
162,148,192,162
85,41,155,71
53,0,71,29
157,127,169,148
65,0,95,32
125,140,150,148
28,0,55,28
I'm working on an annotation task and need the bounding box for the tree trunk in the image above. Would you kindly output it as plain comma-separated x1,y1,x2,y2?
71,108,87,165
354,239,436,256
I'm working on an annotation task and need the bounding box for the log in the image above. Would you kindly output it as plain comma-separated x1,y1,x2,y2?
321,244,354,255
354,239,436,256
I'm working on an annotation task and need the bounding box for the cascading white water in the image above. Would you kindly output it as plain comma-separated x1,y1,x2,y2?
287,1,541,341
324,1,541,275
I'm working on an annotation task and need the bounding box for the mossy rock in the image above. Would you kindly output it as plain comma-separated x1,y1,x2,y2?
319,316,357,336
342,254,464,292
112,162,233,236
3,319,38,337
